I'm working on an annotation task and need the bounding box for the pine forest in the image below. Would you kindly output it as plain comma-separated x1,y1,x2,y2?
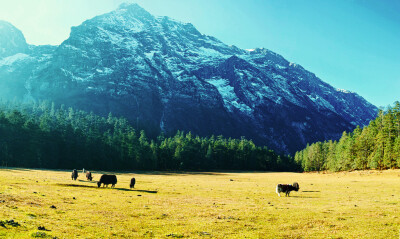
295,102,400,171
0,101,298,171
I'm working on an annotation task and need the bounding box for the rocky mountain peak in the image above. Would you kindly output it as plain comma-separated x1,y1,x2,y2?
118,2,145,11
0,20,28,58
116,2,155,22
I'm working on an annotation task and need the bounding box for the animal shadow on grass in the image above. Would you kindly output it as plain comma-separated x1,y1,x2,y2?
114,188,158,194
95,187,158,194
56,184,94,188
289,190,320,198
290,195,319,198
129,189,158,194
78,179,96,184
57,184,158,193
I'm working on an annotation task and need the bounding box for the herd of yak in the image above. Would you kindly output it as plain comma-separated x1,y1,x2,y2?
71,169,135,189
71,169,300,197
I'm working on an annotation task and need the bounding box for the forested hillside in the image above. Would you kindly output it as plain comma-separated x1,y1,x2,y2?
0,101,298,171
295,102,400,171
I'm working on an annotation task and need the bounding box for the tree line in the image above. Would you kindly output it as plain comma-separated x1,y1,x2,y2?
0,101,299,171
295,101,400,171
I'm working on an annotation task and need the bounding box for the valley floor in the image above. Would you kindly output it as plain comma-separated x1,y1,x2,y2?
0,168,399,238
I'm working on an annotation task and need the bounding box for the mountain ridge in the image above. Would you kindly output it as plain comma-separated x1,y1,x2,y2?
0,3,377,154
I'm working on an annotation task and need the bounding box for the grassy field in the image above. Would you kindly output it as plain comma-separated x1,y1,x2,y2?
0,168,399,238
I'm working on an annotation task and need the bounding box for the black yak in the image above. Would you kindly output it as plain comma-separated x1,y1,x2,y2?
130,178,136,189
97,174,117,188
276,182,299,197
71,169,78,181
86,171,93,181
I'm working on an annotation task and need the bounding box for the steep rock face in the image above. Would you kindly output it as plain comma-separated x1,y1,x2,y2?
0,20,29,58
0,4,377,154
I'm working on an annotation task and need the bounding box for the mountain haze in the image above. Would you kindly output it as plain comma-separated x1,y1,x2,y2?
0,3,377,154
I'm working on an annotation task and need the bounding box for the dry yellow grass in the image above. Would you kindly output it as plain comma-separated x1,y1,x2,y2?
0,168,400,238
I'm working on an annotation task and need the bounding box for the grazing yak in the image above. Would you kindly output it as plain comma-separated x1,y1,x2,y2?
276,182,299,197
71,169,78,180
97,174,117,188
86,171,93,181
130,178,136,189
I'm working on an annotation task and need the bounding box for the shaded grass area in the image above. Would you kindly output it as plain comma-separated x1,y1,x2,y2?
56,183,96,188
0,169,400,238
56,183,158,193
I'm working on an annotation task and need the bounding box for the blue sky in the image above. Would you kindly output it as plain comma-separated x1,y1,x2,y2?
1,0,399,107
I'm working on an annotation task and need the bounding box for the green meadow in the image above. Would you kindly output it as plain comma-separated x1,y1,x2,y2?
0,168,399,238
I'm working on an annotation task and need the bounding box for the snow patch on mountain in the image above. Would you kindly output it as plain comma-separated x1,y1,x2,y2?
0,53,30,66
206,77,253,113
336,88,352,94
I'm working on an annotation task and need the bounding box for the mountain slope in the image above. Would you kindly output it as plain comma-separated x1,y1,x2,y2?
0,20,28,58
0,3,377,154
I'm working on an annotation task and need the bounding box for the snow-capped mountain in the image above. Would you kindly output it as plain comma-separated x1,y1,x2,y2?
0,3,377,154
